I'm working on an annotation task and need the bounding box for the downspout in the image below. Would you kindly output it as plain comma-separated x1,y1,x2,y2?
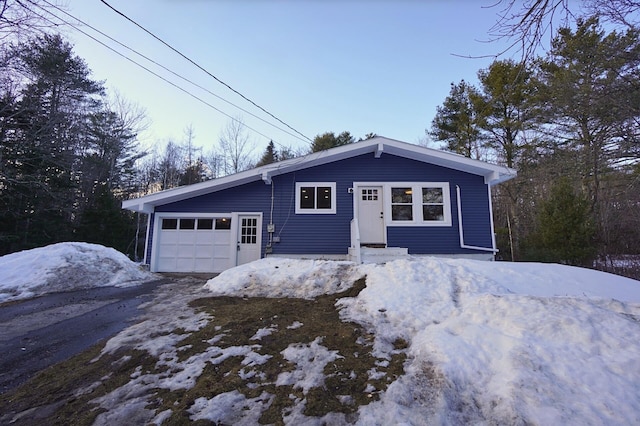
456,185,498,253
144,212,152,265
270,182,275,246
486,183,498,251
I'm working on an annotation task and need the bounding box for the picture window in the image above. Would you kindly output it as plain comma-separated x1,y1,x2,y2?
387,183,451,226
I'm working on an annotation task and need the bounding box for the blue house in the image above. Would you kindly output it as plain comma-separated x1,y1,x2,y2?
122,137,516,273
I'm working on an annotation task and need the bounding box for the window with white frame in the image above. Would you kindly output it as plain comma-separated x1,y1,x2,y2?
391,187,414,221
387,183,451,226
295,182,336,214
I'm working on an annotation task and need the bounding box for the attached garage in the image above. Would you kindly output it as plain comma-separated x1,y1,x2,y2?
152,213,261,273
123,137,517,273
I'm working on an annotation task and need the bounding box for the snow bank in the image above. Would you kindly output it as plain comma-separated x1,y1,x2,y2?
204,257,363,299
337,258,640,425
91,256,640,424
0,242,156,303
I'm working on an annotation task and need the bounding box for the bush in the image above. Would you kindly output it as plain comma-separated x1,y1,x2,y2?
522,178,596,265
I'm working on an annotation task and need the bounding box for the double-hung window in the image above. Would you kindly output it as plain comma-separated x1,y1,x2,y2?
387,183,451,226
391,187,414,221
295,182,336,214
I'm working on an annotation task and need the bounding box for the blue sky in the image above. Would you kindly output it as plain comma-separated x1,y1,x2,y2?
64,0,516,154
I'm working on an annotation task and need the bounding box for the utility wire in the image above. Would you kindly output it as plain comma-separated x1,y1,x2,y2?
99,0,314,144
34,0,309,145
22,0,279,143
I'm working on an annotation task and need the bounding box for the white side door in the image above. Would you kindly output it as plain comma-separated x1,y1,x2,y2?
236,214,261,266
357,186,385,245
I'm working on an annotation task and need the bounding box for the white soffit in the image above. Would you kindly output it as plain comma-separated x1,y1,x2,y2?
122,136,516,212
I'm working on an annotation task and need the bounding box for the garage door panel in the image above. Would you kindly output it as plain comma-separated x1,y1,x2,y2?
157,256,177,272
156,216,237,273
160,245,178,257
195,231,214,244
161,232,179,244
178,232,197,245
194,258,213,272
214,231,230,242
213,258,231,272
175,258,194,272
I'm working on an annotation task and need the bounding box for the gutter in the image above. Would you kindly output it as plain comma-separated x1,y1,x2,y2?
456,185,498,253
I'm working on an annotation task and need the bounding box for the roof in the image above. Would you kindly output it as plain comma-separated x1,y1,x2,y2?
123,136,517,213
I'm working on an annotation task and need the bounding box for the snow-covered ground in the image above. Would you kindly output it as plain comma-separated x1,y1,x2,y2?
0,242,157,303
199,258,640,425
2,245,640,424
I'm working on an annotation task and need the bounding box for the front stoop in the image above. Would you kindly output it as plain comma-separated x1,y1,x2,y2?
358,247,409,264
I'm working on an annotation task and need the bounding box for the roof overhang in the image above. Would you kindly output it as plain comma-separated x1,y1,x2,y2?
123,136,517,213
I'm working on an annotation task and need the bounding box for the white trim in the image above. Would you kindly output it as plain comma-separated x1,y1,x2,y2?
234,212,263,266
266,253,350,261
295,182,337,214
123,137,517,213
455,185,498,253
150,212,260,273
375,142,384,158
353,184,387,245
349,218,361,263
143,213,151,265
487,184,498,251
352,182,389,242
411,253,495,261
385,182,452,227
228,212,263,267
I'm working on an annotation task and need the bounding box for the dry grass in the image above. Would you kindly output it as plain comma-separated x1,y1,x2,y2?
0,277,408,425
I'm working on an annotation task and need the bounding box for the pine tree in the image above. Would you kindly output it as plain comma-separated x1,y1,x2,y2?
310,131,354,153
429,80,487,159
522,178,596,265
256,140,278,166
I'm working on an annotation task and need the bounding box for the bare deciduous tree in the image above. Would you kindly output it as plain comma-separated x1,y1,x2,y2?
488,0,639,60
0,0,65,45
218,117,255,175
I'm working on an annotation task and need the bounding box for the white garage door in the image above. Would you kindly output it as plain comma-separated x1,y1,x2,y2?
156,217,233,273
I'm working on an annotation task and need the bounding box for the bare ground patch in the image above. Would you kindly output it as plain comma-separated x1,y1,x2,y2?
0,277,408,425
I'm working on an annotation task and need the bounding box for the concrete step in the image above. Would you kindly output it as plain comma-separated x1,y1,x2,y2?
359,247,409,264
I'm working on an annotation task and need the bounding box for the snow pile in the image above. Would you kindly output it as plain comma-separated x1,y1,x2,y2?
0,242,156,302
69,255,640,424
204,257,363,299
337,258,640,425
202,256,640,424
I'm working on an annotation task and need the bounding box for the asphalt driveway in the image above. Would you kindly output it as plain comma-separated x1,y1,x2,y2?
0,277,189,394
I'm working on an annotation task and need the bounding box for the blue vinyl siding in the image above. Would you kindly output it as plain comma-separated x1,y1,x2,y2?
155,180,271,257
149,152,494,258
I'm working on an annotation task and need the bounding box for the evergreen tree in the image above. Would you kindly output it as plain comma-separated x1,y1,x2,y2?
522,178,596,265
0,34,145,256
0,34,104,253
476,60,537,168
256,140,278,166
429,80,486,159
179,158,207,186
537,17,640,207
311,131,354,152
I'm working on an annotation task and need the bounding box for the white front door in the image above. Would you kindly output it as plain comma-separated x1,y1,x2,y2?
357,186,385,245
236,215,261,266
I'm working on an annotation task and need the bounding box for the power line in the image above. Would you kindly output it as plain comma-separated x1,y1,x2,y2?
32,0,310,146
21,0,281,143
99,0,314,144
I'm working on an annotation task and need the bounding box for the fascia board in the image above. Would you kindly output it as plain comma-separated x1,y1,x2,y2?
122,172,262,212
121,136,517,212
379,139,517,183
